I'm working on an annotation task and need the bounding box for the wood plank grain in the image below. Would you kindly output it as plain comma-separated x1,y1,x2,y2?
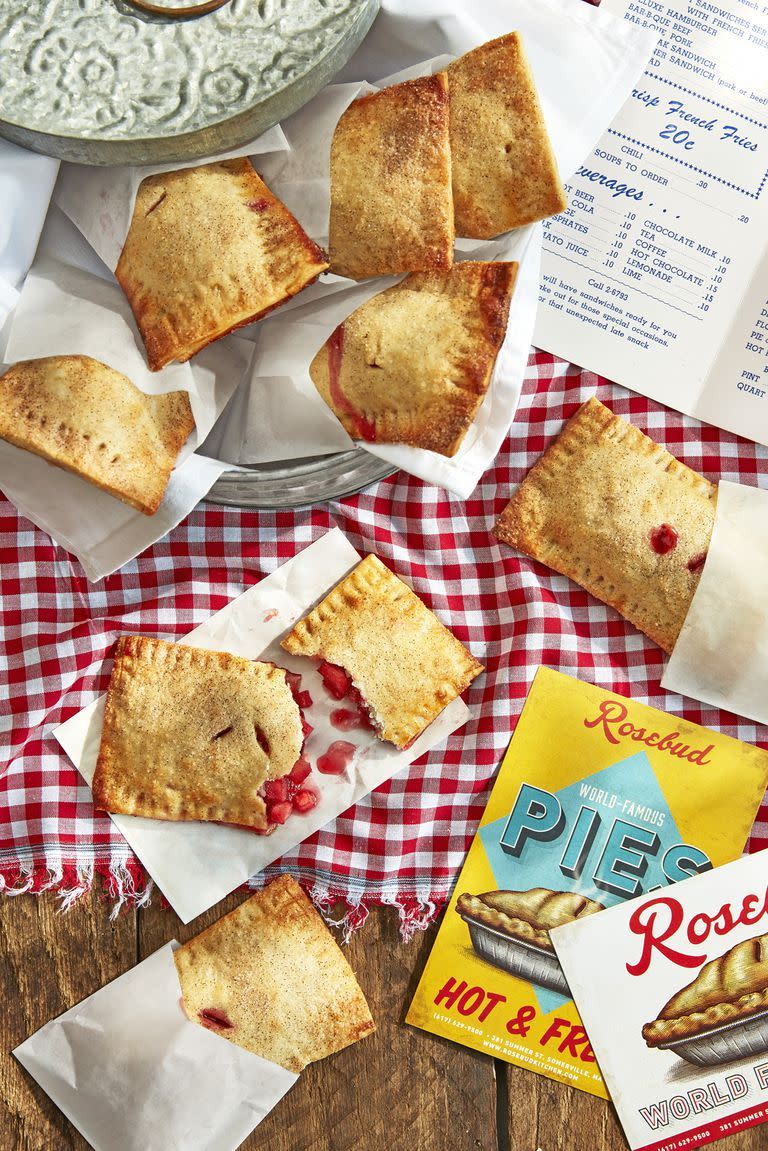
138,894,499,1151
0,891,136,1151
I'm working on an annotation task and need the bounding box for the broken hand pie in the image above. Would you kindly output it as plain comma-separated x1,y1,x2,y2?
447,32,567,238
0,355,194,515
117,158,329,371
329,73,454,280
92,636,308,831
281,554,483,749
174,874,375,1073
493,398,717,653
643,933,768,1052
309,261,518,456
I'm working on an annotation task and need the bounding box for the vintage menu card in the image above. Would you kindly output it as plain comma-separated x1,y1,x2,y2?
406,667,768,1097
553,850,768,1151
534,0,768,445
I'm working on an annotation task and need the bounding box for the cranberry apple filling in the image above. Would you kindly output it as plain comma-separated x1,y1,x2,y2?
318,660,375,732
257,670,318,830
199,1007,234,1031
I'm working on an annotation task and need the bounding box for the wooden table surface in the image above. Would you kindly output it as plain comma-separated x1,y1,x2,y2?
1,891,764,1151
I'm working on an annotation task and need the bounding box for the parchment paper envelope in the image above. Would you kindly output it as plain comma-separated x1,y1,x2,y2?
14,943,297,1151
54,530,470,923
663,481,768,726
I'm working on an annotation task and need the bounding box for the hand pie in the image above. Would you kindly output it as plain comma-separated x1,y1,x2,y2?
116,158,329,370
309,261,518,456
281,554,483,749
0,355,194,515
92,636,307,831
329,74,454,280
493,398,717,653
446,32,567,238
175,875,375,1072
457,888,604,955
643,933,768,1056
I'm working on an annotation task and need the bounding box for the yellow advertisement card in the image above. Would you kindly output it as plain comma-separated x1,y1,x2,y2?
406,668,768,1098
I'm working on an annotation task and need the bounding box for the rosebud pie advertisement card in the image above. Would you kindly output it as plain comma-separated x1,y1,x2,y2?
552,850,768,1151
406,667,768,1098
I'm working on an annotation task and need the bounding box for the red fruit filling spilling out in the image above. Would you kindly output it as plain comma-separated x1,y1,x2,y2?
256,671,319,829
687,551,707,573
318,660,352,699
317,740,357,775
650,524,679,555
318,661,376,732
247,198,269,211
199,1007,234,1031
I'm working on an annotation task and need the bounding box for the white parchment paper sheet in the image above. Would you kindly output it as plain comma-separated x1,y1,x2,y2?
54,530,471,923
14,942,297,1151
0,214,255,582
662,481,768,725
0,138,58,323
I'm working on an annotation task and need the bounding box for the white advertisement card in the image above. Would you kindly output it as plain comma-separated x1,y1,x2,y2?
534,0,768,446
53,531,470,923
14,942,297,1151
552,850,768,1151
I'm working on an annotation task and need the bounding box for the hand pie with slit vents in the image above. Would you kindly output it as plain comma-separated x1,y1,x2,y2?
92,636,305,830
328,73,454,280
308,261,518,456
643,933,768,1047
493,397,717,653
116,157,329,371
0,355,194,515
457,888,605,954
174,874,375,1072
446,32,567,238
281,554,483,749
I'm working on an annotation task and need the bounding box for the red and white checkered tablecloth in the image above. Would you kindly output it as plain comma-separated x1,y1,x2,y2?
2,352,767,937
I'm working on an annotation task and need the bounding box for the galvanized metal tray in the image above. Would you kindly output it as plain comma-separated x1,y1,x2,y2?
207,449,396,509
0,0,379,164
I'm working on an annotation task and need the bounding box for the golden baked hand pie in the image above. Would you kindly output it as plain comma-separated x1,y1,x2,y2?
446,32,567,238
328,73,454,280
643,933,768,1047
0,355,194,515
92,636,308,831
493,397,717,653
174,874,375,1072
281,554,483,749
309,261,518,456
116,158,329,371
457,888,604,954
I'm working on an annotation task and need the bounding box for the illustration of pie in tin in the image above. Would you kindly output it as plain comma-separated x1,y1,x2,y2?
456,888,604,996
643,932,768,1067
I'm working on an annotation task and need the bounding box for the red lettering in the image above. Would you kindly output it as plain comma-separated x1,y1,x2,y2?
457,987,486,1016
627,896,705,976
539,1018,570,1047
434,977,467,1009
583,699,626,745
478,990,507,1023
556,1024,594,1060
583,700,714,766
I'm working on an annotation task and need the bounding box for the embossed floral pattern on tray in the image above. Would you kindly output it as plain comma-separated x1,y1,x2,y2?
0,0,366,141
